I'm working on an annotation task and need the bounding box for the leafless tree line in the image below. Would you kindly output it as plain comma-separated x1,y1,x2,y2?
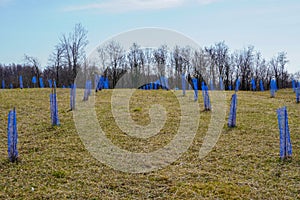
0,24,298,90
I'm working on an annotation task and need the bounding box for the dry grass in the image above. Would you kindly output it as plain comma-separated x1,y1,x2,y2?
0,88,299,199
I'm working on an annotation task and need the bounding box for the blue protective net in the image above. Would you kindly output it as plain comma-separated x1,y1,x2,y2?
228,93,237,127
39,78,44,88
50,90,60,126
202,82,211,111
10,83,13,89
70,84,76,110
32,76,37,84
2,80,5,89
192,78,198,101
251,79,256,91
19,76,23,89
270,79,277,97
48,79,52,88
219,77,224,90
292,80,296,92
296,88,300,103
260,80,264,91
7,108,18,162
210,80,214,90
83,80,92,101
182,73,186,96
277,106,292,159
235,79,240,92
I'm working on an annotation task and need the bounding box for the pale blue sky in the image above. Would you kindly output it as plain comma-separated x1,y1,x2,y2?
0,0,299,73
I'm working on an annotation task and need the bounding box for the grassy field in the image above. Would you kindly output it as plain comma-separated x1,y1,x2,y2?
0,88,299,199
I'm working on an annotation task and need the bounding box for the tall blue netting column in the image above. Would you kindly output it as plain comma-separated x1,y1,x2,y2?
83,80,92,101
192,78,198,101
70,84,76,110
292,80,296,92
270,79,277,98
260,80,264,91
210,80,214,91
50,87,60,126
251,78,256,91
277,106,292,159
48,79,53,88
228,93,237,127
2,80,5,89
235,79,240,92
219,77,224,90
19,76,23,89
202,82,211,111
181,73,186,96
296,87,300,103
7,108,18,162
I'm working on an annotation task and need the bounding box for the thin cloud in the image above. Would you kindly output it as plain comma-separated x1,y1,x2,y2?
0,0,12,7
64,0,220,13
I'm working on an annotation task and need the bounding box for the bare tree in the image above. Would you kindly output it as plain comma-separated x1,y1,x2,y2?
48,44,64,86
24,54,41,87
60,23,88,82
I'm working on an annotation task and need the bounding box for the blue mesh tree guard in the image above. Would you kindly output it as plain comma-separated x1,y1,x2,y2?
83,80,92,101
296,88,300,103
104,77,109,89
251,78,256,91
228,85,232,91
48,79,52,88
94,74,99,90
260,80,264,91
202,82,211,111
50,87,60,126
277,106,292,159
228,93,237,127
210,80,214,90
235,79,240,92
270,79,277,98
19,76,23,89
2,80,5,89
39,78,44,88
70,84,76,110
32,76,37,87
7,108,18,162
192,78,198,101
219,77,224,90
182,73,186,96
292,80,296,92
10,83,13,89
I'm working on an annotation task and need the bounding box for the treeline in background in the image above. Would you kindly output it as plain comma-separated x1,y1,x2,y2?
1,23,299,90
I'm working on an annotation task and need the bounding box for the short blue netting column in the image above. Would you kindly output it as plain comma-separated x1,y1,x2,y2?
296,87,300,103
70,84,76,110
270,79,277,98
104,77,109,89
10,83,13,89
192,78,198,101
228,93,237,127
19,76,23,89
260,80,264,91
39,78,44,88
181,73,186,96
32,76,37,87
7,108,18,162
202,82,211,111
50,87,60,126
251,78,256,91
277,106,292,160
235,79,240,92
2,80,5,89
